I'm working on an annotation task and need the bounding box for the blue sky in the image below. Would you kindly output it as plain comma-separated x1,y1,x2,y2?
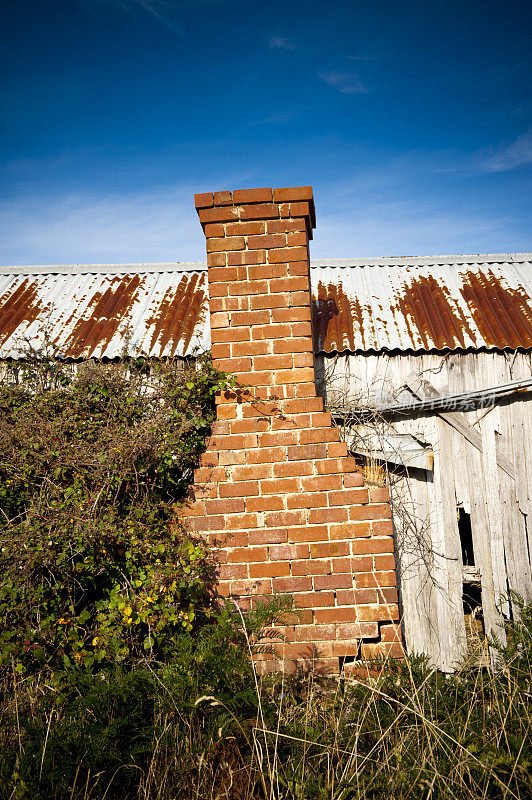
1,0,531,265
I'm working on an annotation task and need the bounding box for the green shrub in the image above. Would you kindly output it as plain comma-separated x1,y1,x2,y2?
0,355,231,681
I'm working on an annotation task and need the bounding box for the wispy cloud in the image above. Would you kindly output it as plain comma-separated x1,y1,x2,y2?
0,186,206,266
480,128,532,173
269,36,295,51
318,71,368,94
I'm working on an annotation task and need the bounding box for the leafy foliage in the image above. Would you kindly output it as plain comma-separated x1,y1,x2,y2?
0,355,231,679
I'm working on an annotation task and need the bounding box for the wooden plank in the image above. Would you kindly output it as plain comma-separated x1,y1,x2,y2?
404,373,515,480
427,416,468,671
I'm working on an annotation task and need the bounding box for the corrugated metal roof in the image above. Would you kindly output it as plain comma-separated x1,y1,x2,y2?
311,254,532,353
1,254,531,359
0,263,209,359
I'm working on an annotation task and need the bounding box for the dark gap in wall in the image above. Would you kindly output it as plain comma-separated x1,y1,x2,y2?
458,507,475,566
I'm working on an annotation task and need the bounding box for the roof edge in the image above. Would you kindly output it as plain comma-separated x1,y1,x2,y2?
1,252,531,275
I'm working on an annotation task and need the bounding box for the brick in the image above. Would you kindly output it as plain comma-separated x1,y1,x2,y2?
208,266,246,283
274,367,315,385
352,537,394,555
269,276,309,293
287,492,327,509
229,279,269,297
301,474,341,492
227,546,267,563
288,201,311,218
266,218,307,234
309,507,348,524
226,221,265,236
248,233,286,250
207,252,227,267
187,515,224,532
249,561,290,578
328,442,348,457
198,206,239,224
354,572,397,589
369,487,390,503
361,642,404,659
328,488,369,506
294,624,335,642
269,246,308,263
269,543,309,561
230,310,270,327
211,326,250,343
215,357,253,373
260,477,300,494
272,186,313,203
344,471,365,487
291,559,330,576
314,607,359,624
252,323,291,340
204,498,245,515
372,520,394,536
233,187,273,204
194,192,213,208
219,564,248,580
309,541,349,559
273,576,312,593
248,264,288,280
230,464,272,481
273,337,312,354
271,306,311,323
286,232,308,247
314,573,353,590
250,294,290,310
380,623,402,642
227,250,267,266
248,528,288,545
283,397,323,414
232,340,272,357
254,354,293,371
378,587,399,604
224,513,259,530
289,525,329,542
213,190,233,205
294,591,335,608
271,413,311,430
247,446,286,464
299,428,339,445
203,222,224,238
287,444,327,461
240,203,279,220
374,554,397,571
230,579,272,596
350,504,392,521
265,510,306,527
246,495,284,512
356,605,400,623
210,342,231,360
230,418,269,435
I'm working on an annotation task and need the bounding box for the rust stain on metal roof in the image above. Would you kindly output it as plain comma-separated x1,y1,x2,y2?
392,274,477,350
65,274,144,357
0,279,44,347
461,270,532,349
312,280,374,352
146,272,207,356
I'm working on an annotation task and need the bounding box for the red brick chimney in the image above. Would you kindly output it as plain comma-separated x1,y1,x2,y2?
181,186,402,673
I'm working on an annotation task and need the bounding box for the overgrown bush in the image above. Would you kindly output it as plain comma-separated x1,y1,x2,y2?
0,355,231,680
1,354,531,800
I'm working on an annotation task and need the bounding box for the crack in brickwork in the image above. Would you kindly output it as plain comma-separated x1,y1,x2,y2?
179,186,403,673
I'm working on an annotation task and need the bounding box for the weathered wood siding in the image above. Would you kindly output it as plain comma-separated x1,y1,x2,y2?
319,350,532,670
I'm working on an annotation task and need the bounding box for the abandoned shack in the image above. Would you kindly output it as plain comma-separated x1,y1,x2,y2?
1,186,531,671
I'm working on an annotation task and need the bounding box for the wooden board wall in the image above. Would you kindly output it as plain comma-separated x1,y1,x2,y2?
319,350,532,670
